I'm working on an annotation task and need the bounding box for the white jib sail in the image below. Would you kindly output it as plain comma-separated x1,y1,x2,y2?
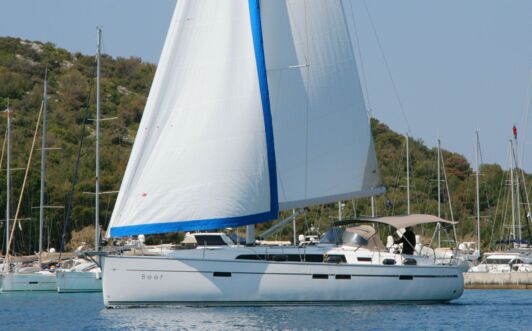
261,0,381,210
108,0,277,237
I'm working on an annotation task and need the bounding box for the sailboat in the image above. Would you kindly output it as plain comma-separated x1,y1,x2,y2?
56,27,104,293
466,128,532,286
1,72,57,292
101,0,464,306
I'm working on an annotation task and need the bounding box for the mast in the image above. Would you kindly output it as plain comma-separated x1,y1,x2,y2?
5,105,10,256
246,225,254,245
475,130,481,254
405,134,410,215
512,130,522,242
292,209,297,245
38,70,48,269
512,126,522,243
510,140,516,241
437,138,441,248
95,27,102,251
338,201,343,221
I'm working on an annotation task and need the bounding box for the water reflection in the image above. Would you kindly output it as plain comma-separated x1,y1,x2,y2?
1,291,531,330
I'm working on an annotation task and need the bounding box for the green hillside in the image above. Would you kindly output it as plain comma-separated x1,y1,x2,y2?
0,37,529,254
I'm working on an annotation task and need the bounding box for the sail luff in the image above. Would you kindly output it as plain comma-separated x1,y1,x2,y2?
248,0,279,217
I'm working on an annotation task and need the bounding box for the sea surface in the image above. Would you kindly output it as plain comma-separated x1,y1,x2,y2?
0,290,530,330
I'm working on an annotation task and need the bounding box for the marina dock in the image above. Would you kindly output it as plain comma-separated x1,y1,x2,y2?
464,272,532,289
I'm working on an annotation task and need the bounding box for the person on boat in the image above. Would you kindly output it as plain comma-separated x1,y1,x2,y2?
394,227,416,255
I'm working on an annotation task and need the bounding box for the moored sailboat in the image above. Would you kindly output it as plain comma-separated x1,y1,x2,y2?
101,0,464,306
1,71,57,292
56,27,104,293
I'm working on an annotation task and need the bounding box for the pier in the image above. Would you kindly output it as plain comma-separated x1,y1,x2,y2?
464,272,532,289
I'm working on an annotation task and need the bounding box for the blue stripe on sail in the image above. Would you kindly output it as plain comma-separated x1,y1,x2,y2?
110,211,275,237
248,0,279,217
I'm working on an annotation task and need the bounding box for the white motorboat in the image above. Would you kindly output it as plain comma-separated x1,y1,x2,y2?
101,0,464,307
469,252,532,273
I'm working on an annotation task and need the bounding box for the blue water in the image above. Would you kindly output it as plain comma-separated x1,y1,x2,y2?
0,290,530,330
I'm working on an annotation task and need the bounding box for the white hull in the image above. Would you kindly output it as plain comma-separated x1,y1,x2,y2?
56,271,102,293
1,272,57,292
102,255,463,307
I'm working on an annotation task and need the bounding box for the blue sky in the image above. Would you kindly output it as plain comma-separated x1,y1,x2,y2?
1,0,532,170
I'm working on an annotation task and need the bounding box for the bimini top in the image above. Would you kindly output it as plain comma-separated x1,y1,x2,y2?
335,214,457,230
368,214,457,229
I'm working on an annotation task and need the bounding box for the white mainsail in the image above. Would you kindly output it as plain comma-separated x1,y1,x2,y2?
107,0,381,237
262,0,381,210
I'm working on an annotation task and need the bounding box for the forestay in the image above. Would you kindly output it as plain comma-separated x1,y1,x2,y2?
107,0,382,237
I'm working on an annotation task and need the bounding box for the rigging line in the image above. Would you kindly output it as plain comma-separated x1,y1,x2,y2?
520,70,532,166
105,193,113,225
0,129,6,253
60,81,93,255
0,131,6,175
423,152,438,215
4,101,43,265
347,0,372,117
515,152,532,246
388,142,406,214
303,0,310,198
512,143,532,242
476,132,494,214
439,148,457,240
408,140,424,213
491,146,512,246
362,0,411,135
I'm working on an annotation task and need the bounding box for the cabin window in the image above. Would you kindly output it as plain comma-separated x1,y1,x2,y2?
312,274,329,279
235,254,346,263
213,272,231,277
236,254,264,260
335,275,351,280
486,259,512,264
194,235,227,246
357,257,372,262
324,255,346,264
399,275,413,280
303,255,325,263
270,255,288,262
